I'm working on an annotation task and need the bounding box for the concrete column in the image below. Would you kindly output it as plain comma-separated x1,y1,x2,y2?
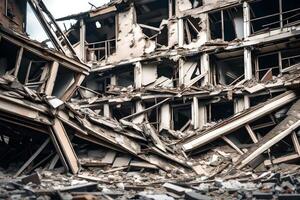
200,53,210,85
111,75,117,86
132,101,145,124
159,103,172,131
103,104,111,118
243,1,251,38
178,58,185,86
178,18,184,47
134,62,142,89
79,19,86,61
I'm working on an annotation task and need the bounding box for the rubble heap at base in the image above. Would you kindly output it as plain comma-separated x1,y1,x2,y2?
2,0,300,199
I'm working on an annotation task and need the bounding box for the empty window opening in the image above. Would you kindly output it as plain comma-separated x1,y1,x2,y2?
256,52,280,81
145,101,159,131
282,48,300,70
115,67,134,87
52,66,76,98
209,6,244,41
211,55,244,86
111,102,133,120
82,73,111,96
0,39,19,75
249,0,300,34
183,16,201,44
16,50,47,91
172,104,191,131
209,101,234,122
157,60,178,87
135,0,169,47
282,1,300,27
86,13,116,62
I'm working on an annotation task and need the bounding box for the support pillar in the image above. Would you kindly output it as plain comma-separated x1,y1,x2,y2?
134,62,142,89
103,104,111,118
159,103,171,131
178,18,184,47
132,101,145,124
79,19,86,61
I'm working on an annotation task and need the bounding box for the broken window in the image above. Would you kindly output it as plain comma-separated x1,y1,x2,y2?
183,16,201,44
172,103,191,131
135,0,169,47
250,0,300,34
209,6,244,41
209,101,234,122
282,48,300,70
211,54,244,86
52,66,76,98
255,46,300,81
81,73,111,96
145,100,159,131
0,39,19,75
86,13,116,62
256,52,280,81
116,67,134,88
156,59,178,88
111,102,133,120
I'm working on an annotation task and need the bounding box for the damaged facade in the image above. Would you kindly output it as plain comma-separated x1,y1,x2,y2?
2,0,300,199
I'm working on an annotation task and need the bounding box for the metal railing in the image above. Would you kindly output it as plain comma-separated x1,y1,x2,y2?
250,7,300,33
87,39,116,62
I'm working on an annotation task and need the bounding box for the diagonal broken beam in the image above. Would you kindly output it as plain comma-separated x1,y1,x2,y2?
50,118,80,174
236,99,300,169
182,91,297,152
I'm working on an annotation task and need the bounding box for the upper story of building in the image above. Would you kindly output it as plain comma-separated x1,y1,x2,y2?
58,0,300,71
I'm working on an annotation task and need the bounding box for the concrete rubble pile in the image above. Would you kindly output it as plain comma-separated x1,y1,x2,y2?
2,0,300,199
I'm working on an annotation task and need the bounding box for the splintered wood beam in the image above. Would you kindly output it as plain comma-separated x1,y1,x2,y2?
245,124,258,143
44,61,59,96
182,91,297,152
48,154,60,170
292,132,300,155
14,137,50,177
14,47,24,77
184,20,192,43
61,74,85,102
237,120,300,169
51,118,80,174
222,136,244,155
264,153,300,166
121,98,170,120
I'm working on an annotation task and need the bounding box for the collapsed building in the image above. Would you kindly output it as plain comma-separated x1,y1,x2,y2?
2,0,300,199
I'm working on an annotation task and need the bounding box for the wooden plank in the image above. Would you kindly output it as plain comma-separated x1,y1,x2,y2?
129,160,158,169
44,61,59,95
51,118,80,174
112,156,131,168
245,124,258,143
14,47,24,77
264,153,300,166
222,136,244,155
292,132,300,155
183,91,297,152
261,68,273,82
101,151,117,165
14,137,50,177
237,120,300,169
49,154,60,170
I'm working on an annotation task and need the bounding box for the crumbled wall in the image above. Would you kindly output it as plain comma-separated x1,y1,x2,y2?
107,6,156,63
